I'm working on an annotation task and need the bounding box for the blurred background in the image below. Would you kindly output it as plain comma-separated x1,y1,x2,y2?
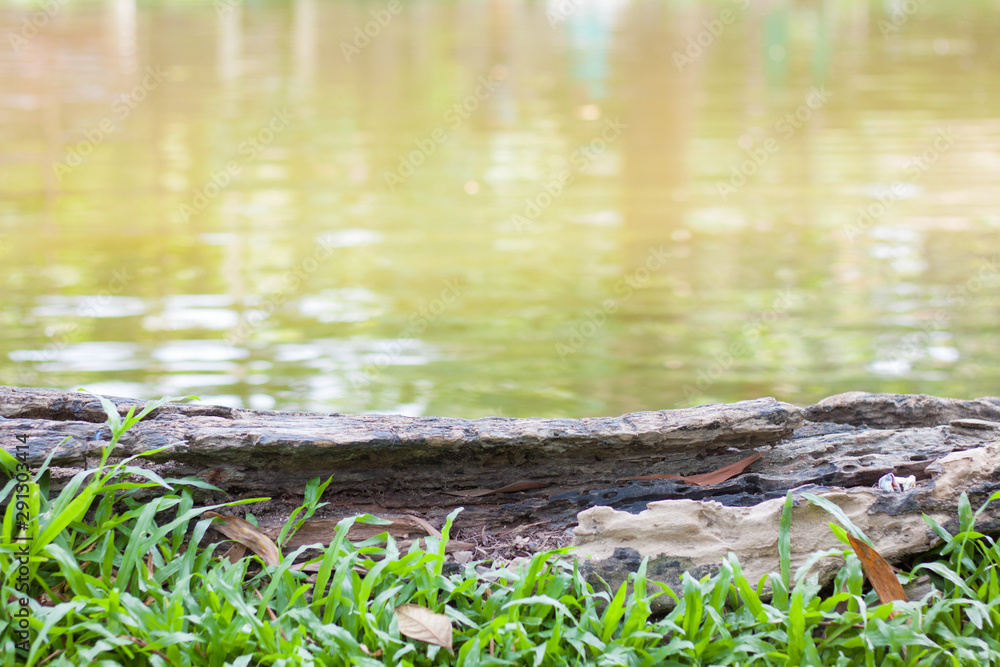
0,0,997,418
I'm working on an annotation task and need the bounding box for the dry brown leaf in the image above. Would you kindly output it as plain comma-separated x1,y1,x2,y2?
623,452,762,486
396,604,453,651
262,515,442,549
848,534,908,606
120,635,169,661
253,587,278,622
441,480,549,498
221,543,248,564
430,539,476,553
204,511,281,567
681,452,763,485
343,517,426,542
406,514,442,538
359,644,383,658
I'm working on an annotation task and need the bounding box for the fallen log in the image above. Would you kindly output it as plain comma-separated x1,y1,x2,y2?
2,385,999,597
0,385,801,537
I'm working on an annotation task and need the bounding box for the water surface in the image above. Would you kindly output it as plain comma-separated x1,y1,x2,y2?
1,0,998,417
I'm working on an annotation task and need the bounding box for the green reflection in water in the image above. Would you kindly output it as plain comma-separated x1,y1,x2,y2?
0,0,998,418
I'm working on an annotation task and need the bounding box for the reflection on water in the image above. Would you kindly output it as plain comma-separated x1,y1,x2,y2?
1,0,998,418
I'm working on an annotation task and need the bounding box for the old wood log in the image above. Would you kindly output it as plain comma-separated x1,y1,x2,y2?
0,385,800,537
3,385,1000,597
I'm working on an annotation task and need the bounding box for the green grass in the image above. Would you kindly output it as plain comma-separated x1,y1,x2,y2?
1,395,1000,666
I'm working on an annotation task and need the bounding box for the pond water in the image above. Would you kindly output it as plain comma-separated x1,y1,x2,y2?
1,0,998,418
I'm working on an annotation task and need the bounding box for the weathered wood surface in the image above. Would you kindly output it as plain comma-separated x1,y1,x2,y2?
805,391,1000,428
0,384,803,537
576,437,1000,608
575,392,1000,606
0,384,799,496
3,385,1000,589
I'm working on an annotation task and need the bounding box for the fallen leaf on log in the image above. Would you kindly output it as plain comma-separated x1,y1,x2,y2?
396,604,453,651
204,511,281,566
406,539,476,553
406,514,441,538
848,534,907,605
441,480,549,498
391,538,477,555
623,452,762,486
344,518,416,541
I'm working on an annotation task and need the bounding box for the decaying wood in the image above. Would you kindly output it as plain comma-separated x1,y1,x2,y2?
805,391,1000,428
0,385,801,535
3,385,1000,597
575,436,1000,608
